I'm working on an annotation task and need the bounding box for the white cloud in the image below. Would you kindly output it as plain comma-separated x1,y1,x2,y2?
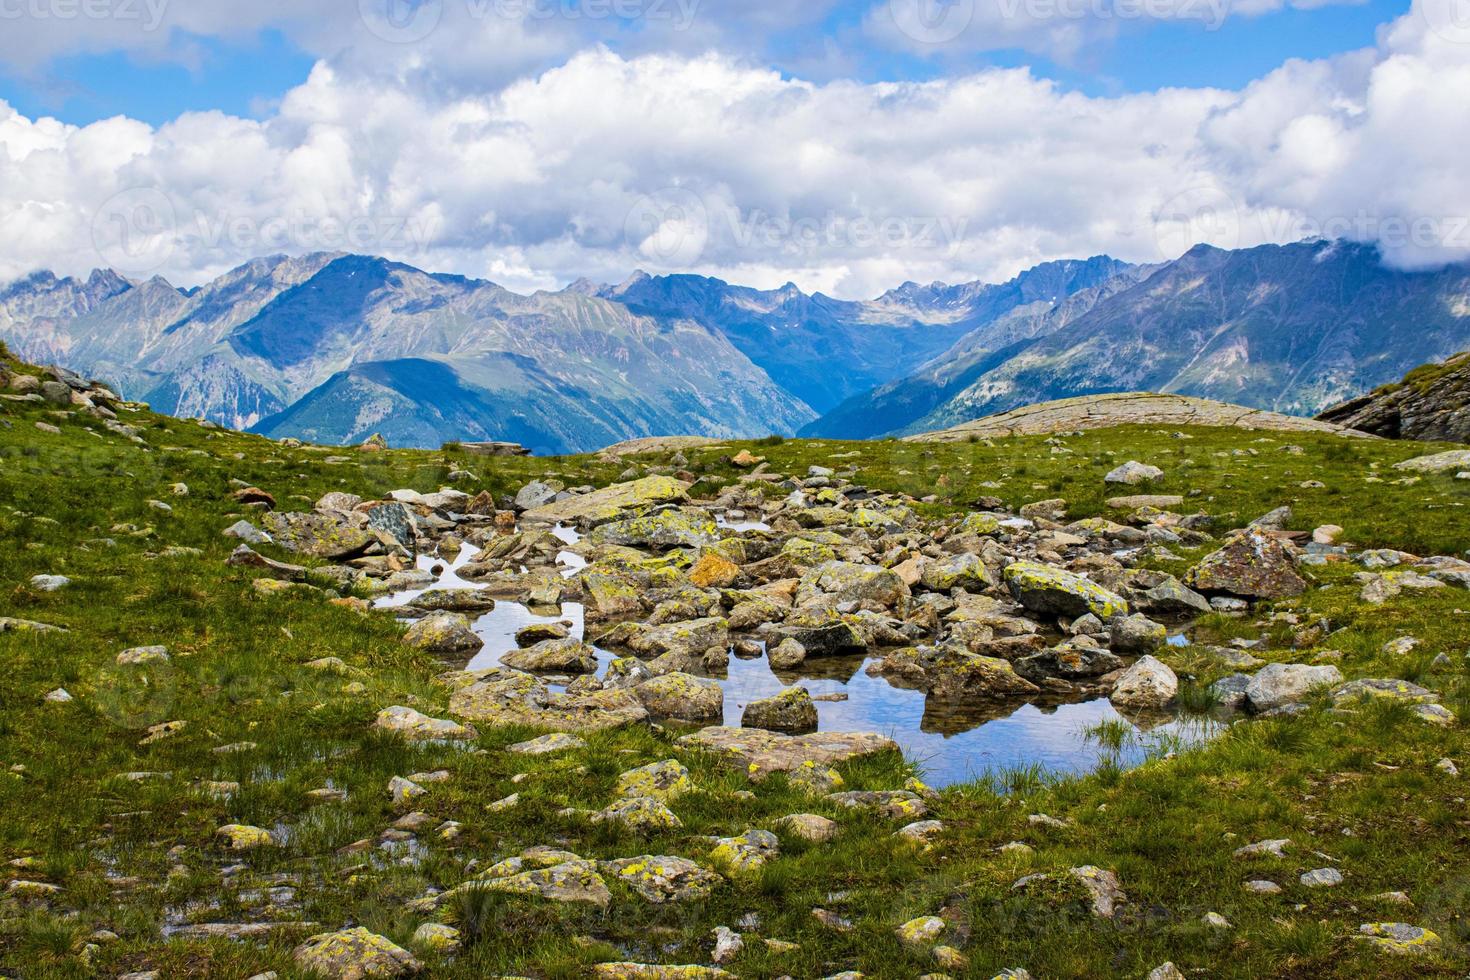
0,1,1467,298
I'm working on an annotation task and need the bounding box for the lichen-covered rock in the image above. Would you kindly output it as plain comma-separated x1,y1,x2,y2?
403,613,483,654
262,511,377,560
448,667,649,731
412,923,461,954
589,506,719,549
1110,656,1178,711
600,856,723,903
634,672,724,722
1185,529,1307,600
629,618,730,659
1004,561,1130,620
614,760,692,801
742,687,819,733
778,813,838,842
476,860,612,907
373,706,476,741
801,561,909,608
677,727,898,780
1358,922,1441,955
508,733,586,755
895,915,946,948
593,796,683,833
920,553,996,593
1245,663,1343,712
829,790,928,821
500,637,598,674
710,829,780,875
1108,614,1167,654
405,589,496,614
870,646,1039,700
293,927,423,979
522,476,691,524
689,552,742,588
589,965,735,979
215,824,274,850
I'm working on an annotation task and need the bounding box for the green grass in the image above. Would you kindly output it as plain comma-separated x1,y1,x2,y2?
3,352,1470,976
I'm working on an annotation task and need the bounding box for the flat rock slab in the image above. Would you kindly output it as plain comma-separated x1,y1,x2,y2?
906,392,1375,442
598,436,725,456
677,727,898,779
522,476,691,525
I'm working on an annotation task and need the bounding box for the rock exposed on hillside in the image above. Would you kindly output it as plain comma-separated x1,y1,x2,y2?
1318,352,1470,443
907,393,1374,443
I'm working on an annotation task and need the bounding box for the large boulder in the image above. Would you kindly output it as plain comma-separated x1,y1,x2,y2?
261,511,377,560
628,618,730,659
1105,461,1165,485
362,501,417,551
634,673,724,722
742,687,819,733
589,506,718,549
920,553,997,592
373,706,477,741
873,646,1040,700
448,667,649,731
1004,561,1130,620
1245,663,1343,713
800,561,909,608
293,927,422,979
1110,656,1178,710
522,476,690,524
501,637,599,674
403,612,483,654
677,727,898,780
1185,529,1307,600
1109,614,1167,654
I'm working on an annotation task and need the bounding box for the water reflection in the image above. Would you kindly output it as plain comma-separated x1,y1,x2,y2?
378,541,1218,788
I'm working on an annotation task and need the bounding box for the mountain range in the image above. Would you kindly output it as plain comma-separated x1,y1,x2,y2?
2,240,1468,453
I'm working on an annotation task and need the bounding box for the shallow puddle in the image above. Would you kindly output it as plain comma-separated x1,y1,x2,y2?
379,539,1215,788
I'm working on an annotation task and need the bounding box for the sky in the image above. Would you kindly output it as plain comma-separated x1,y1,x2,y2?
0,0,1467,298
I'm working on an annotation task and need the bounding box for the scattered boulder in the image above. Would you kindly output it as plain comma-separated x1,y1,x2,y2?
1245,663,1343,713
1004,561,1129,620
742,687,819,733
1110,656,1178,711
293,928,422,980
1186,529,1307,600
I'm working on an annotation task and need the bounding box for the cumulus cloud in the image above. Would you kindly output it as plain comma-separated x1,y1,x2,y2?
0,1,1467,298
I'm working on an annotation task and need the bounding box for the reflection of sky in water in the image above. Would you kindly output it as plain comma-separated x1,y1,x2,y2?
380,533,1217,788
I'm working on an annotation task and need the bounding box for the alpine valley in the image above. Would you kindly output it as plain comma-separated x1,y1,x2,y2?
2,239,1468,452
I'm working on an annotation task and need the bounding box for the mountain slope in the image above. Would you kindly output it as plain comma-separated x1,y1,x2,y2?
601,256,1130,415
803,259,1151,438
811,241,1470,438
0,254,815,452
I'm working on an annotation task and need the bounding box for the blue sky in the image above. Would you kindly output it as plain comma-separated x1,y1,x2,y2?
0,0,1463,297
0,0,1408,127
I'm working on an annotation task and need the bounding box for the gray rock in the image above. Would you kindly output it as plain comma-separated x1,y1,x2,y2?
742,687,819,733
1245,663,1343,712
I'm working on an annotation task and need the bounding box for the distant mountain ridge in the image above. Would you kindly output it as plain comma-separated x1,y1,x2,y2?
806,240,1470,439
4,241,1467,452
